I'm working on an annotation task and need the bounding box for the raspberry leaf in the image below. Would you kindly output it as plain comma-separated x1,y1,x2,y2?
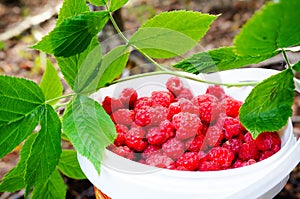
129,11,217,58
109,0,128,12
234,0,300,56
31,169,66,199
56,0,89,25
292,60,300,73
240,69,295,138
39,59,63,105
88,0,108,6
58,150,87,180
24,105,62,190
173,47,280,74
62,94,117,174
0,76,44,158
56,36,100,89
32,11,109,57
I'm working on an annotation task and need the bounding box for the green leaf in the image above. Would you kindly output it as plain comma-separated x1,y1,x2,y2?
39,59,63,105
56,0,89,25
24,105,62,189
292,60,300,73
58,150,86,180
234,0,300,56
109,0,128,12
62,94,116,174
240,69,295,138
97,45,129,88
0,133,38,192
56,36,100,89
31,169,67,199
88,0,108,6
32,11,109,57
173,47,280,74
129,11,217,58
0,76,44,158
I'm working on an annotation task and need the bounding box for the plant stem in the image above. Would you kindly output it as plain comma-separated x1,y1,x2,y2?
110,70,258,87
282,49,291,68
45,93,76,104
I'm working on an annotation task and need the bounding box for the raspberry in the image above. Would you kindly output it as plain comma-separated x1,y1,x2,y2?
185,134,207,152
114,124,128,146
119,88,138,109
175,152,200,171
166,76,184,96
151,90,174,107
162,138,185,160
102,96,123,115
244,132,255,143
255,131,281,152
108,145,136,160
232,159,256,168
111,109,134,126
199,160,220,171
158,120,175,138
238,142,259,161
220,96,242,118
198,101,220,124
205,147,235,169
142,145,161,159
168,102,181,119
206,85,225,99
193,94,219,105
146,126,170,146
176,87,194,100
134,97,152,110
259,150,276,161
125,127,148,152
168,99,199,119
172,112,202,140
149,106,169,126
204,125,224,147
222,138,243,155
145,153,174,168
134,107,151,126
223,117,244,140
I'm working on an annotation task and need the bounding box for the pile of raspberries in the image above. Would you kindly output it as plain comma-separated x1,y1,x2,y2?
102,76,281,171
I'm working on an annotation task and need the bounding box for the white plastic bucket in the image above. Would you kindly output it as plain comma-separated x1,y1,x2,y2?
78,68,300,199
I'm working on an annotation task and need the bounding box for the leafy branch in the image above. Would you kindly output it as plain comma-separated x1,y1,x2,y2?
1,0,300,198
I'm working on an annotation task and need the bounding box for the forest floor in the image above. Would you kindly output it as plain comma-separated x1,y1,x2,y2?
0,0,299,198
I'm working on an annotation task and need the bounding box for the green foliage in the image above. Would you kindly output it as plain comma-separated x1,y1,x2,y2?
58,150,87,180
240,69,295,138
129,11,217,58
39,59,63,105
109,0,128,12
57,0,89,25
292,60,300,73
62,94,116,174
32,11,109,57
173,47,280,74
88,0,108,6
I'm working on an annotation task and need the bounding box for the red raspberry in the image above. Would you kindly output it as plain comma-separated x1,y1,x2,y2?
158,120,175,138
119,88,138,109
145,153,174,168
205,147,235,169
146,126,170,146
168,102,181,119
204,125,224,147
125,127,148,151
185,134,207,152
232,159,256,168
166,76,184,96
198,101,220,124
222,138,243,155
134,97,152,110
168,99,199,119
134,107,151,126
172,112,202,140
223,117,243,140
175,152,200,171
151,91,174,107
162,138,185,160
220,96,242,118
259,150,276,161
142,145,161,159
108,145,136,160
149,106,169,126
244,132,255,143
111,109,134,126
238,142,259,161
199,160,220,171
176,87,194,100
255,131,281,152
206,85,225,99
193,94,219,105
102,96,123,115
114,124,128,146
